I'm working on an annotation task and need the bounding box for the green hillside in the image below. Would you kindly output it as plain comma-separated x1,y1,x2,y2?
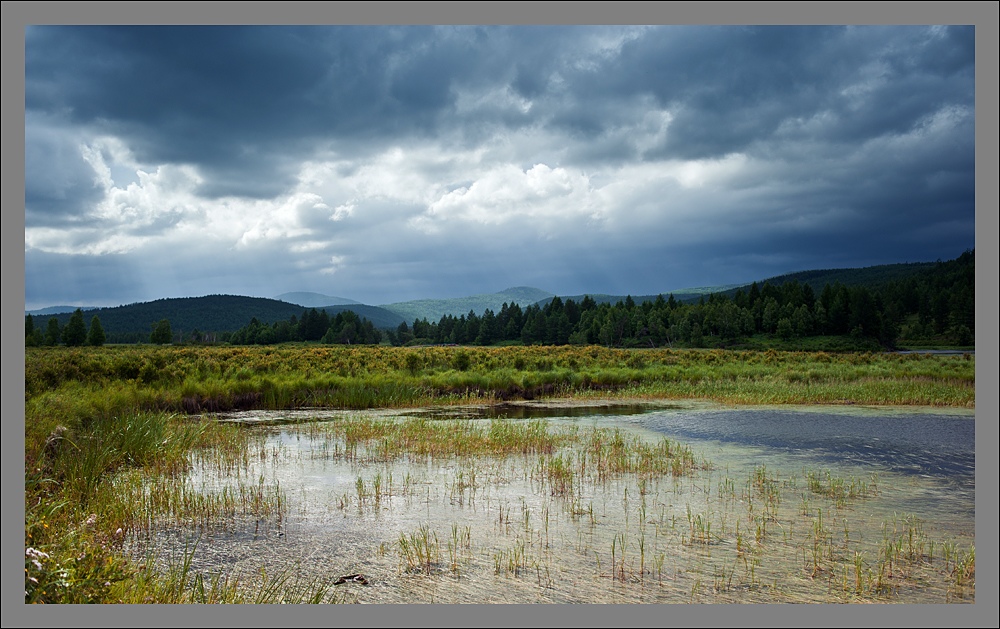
26,255,971,348
539,285,745,308
274,292,361,307
718,263,939,298
26,305,99,316
29,295,402,342
316,304,404,329
383,286,555,323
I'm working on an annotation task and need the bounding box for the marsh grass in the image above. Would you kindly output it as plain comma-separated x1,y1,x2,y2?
23,407,299,603
398,525,441,574
109,543,338,604
806,470,879,507
25,346,976,416
221,411,973,603
24,345,974,603
186,415,975,603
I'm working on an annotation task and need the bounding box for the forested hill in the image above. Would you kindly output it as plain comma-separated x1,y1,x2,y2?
388,250,974,350
26,252,973,348
274,292,361,307
382,286,555,322
541,261,947,310
539,285,746,308
717,261,941,299
542,261,956,313
29,295,403,342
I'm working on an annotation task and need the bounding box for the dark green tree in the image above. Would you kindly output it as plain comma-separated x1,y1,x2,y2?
298,308,330,341
26,315,42,347
62,308,88,346
475,309,499,345
150,319,173,344
792,305,813,337
395,321,414,346
761,298,780,334
86,315,106,346
777,317,794,341
45,317,62,346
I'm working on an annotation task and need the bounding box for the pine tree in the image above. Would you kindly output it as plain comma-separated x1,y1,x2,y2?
25,315,40,347
150,319,173,344
62,309,88,346
45,318,61,346
87,315,106,346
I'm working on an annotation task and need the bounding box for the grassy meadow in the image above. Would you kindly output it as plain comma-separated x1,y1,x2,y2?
23,344,975,603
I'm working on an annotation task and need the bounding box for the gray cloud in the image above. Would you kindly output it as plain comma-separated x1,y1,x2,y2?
23,25,976,310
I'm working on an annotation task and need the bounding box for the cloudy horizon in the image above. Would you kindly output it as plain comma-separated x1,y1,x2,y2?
24,24,976,311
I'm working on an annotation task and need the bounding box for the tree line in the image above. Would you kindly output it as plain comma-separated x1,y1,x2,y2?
26,308,106,347
26,309,179,347
26,250,973,350
385,250,974,350
226,308,384,345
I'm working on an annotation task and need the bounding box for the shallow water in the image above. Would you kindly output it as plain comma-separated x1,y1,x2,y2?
137,403,975,604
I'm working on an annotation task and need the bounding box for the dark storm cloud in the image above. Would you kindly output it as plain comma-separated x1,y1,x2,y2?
557,26,976,161
23,24,978,308
23,116,105,225
28,25,974,177
24,26,641,189
28,26,340,198
26,26,540,189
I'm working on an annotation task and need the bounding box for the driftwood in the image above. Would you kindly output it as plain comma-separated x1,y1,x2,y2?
333,573,368,585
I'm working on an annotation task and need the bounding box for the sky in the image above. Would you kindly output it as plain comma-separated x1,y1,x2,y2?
22,22,978,310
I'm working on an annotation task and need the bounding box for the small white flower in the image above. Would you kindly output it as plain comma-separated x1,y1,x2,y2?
25,547,49,560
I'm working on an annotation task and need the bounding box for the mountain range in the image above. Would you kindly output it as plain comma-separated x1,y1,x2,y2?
25,259,949,337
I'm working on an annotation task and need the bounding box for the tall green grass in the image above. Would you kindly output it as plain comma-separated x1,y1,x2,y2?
25,346,976,420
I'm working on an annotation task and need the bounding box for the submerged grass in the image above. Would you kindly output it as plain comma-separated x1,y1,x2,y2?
270,411,974,603
105,542,338,604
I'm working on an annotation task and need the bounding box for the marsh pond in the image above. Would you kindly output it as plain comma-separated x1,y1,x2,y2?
131,401,975,604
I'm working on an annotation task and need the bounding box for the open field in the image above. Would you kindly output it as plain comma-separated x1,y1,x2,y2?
24,345,975,604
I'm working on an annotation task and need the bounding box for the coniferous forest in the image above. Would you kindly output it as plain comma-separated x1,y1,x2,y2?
25,250,974,351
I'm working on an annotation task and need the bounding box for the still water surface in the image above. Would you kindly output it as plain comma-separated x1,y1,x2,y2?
145,403,976,604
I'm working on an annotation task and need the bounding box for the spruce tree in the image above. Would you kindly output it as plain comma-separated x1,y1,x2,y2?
150,319,173,344
62,309,88,346
87,315,106,346
45,317,62,346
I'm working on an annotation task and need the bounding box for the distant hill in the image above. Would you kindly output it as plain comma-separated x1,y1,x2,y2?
274,292,361,307
540,284,747,308
313,304,404,329
667,284,748,297
715,262,939,299
383,286,555,323
536,265,942,310
29,295,403,339
26,305,99,316
27,260,959,342
31,295,307,336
